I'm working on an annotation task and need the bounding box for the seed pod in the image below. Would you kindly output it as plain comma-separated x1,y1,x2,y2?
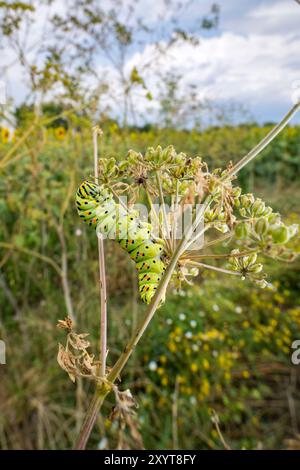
128,149,141,164
241,194,254,209
232,187,242,198
264,206,273,217
119,160,129,171
248,263,263,273
252,199,265,217
288,224,299,239
271,225,289,244
217,211,226,222
255,217,269,236
268,213,280,225
234,198,240,208
145,147,155,161
245,252,257,267
204,209,215,222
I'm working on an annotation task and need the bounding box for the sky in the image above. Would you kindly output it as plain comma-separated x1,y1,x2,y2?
1,0,300,125
122,0,300,124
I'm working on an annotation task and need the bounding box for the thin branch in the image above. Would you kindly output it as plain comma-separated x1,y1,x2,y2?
155,171,172,252
171,180,179,251
184,223,211,251
111,187,130,213
223,102,300,180
211,410,231,450
60,173,75,226
145,187,164,237
201,232,233,249
74,387,107,450
186,260,240,276
56,226,75,323
183,249,256,261
172,376,179,450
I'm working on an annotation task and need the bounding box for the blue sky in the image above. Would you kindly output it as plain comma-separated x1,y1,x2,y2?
1,0,300,125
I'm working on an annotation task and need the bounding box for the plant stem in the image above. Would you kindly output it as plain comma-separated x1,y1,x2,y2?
183,249,256,261
224,102,300,180
172,377,179,450
170,180,180,251
74,387,108,450
156,171,172,252
186,260,240,276
57,225,76,323
93,127,107,376
145,187,163,238
201,232,233,249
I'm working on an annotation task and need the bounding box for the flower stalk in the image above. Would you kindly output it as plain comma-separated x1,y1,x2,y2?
93,126,107,376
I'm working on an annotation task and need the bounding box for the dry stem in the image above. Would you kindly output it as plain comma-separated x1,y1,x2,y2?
93,127,107,376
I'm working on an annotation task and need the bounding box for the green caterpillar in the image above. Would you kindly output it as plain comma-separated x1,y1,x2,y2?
76,180,167,304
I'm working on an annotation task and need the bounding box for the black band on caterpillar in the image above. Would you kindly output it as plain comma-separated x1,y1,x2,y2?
76,180,167,304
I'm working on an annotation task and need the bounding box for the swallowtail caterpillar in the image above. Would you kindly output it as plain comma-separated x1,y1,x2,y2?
76,181,167,304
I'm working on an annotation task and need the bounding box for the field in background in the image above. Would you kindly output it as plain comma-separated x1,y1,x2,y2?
0,122,300,449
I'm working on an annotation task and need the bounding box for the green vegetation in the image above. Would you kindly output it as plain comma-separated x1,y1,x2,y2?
1,122,300,449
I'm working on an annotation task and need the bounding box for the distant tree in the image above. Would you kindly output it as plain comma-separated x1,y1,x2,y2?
0,0,220,126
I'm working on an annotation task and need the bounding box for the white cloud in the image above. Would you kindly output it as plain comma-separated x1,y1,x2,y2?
246,0,300,33
222,0,300,36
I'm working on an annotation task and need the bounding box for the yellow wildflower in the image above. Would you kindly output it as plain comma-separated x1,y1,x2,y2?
168,342,176,353
224,371,231,381
177,375,186,384
159,355,167,364
200,379,210,397
54,126,67,140
161,376,168,386
1,127,10,143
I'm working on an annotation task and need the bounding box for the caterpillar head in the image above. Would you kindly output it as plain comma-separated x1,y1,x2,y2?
76,180,108,226
77,181,101,199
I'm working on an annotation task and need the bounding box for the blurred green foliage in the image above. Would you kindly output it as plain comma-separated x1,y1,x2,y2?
0,122,300,449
